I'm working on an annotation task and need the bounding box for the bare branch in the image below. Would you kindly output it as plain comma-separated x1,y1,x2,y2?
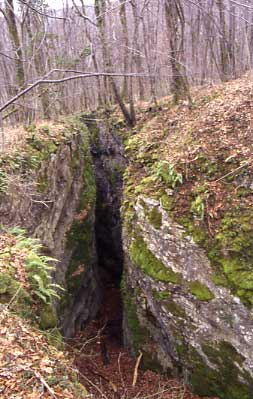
18,0,69,20
0,71,154,114
72,0,97,26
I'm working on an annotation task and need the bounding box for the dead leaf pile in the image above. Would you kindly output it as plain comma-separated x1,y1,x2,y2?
0,120,65,155
0,310,88,398
0,232,30,290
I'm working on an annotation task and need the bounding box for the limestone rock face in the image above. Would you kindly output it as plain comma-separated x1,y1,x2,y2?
0,122,100,336
122,196,253,399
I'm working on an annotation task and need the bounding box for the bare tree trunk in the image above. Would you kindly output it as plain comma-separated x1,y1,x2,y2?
24,12,51,119
95,0,110,106
164,0,191,104
228,3,236,78
3,0,25,90
73,0,104,107
217,0,230,81
131,1,145,100
142,6,157,105
119,0,129,99
95,0,135,126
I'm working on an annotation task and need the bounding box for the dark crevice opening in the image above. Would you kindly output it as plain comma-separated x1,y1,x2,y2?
89,118,126,352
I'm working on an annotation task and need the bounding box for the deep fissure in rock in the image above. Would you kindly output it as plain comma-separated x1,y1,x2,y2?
87,117,126,346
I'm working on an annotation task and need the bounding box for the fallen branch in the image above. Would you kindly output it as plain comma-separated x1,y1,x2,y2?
34,371,58,398
132,351,143,387
0,286,22,323
214,161,250,183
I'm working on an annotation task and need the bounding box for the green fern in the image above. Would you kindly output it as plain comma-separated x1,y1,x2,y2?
152,161,183,188
191,195,205,220
6,227,64,305
6,226,26,236
32,274,61,304
0,170,8,193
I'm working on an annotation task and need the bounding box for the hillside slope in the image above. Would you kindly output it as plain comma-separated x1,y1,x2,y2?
0,229,88,398
121,74,253,399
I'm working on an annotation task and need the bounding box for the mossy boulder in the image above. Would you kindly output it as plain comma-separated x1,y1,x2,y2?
130,236,181,283
40,304,58,329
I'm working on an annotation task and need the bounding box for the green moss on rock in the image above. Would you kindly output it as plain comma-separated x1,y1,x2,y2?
124,292,149,353
153,290,171,300
0,273,30,306
36,172,48,192
147,207,162,229
186,342,253,399
165,299,186,318
129,236,181,283
65,123,96,297
40,304,58,330
160,194,174,212
188,280,214,301
213,209,253,306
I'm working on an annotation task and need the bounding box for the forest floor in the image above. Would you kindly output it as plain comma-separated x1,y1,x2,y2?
68,288,219,399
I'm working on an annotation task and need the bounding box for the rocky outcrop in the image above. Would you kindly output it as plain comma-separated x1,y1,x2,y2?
121,78,253,399
122,196,253,398
0,120,100,336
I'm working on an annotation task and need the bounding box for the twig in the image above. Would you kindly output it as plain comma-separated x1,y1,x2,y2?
213,161,250,183
132,351,143,387
86,365,118,393
179,384,186,399
72,366,109,399
118,351,125,388
34,371,58,398
19,0,69,20
0,286,22,324
79,323,107,353
133,387,176,399
30,199,53,208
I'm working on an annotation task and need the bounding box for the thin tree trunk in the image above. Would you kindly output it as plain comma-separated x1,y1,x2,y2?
4,0,25,90
164,0,191,104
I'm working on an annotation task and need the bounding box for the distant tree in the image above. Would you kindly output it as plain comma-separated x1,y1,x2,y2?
216,0,230,81
95,0,136,126
164,0,191,104
24,9,51,118
0,0,25,90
